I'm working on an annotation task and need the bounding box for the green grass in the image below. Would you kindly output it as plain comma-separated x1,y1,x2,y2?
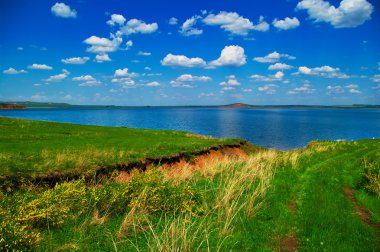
0,117,241,176
0,118,379,251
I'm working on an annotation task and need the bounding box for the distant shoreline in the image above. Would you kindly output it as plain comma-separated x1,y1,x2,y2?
1,102,380,109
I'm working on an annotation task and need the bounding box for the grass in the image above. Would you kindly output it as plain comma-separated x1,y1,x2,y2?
0,118,379,251
0,117,241,176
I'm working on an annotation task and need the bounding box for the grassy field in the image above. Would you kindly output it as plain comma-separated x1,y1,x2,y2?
0,118,379,251
0,117,241,177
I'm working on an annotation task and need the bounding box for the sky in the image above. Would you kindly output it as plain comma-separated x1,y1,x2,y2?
0,0,380,106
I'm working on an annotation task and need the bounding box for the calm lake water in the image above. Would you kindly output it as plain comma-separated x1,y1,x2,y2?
1,107,380,150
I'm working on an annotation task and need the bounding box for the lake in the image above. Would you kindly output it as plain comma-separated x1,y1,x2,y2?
1,107,379,150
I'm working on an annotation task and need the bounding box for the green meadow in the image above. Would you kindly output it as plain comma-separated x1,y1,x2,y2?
0,117,379,251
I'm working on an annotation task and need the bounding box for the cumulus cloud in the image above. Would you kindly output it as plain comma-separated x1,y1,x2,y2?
28,64,53,70
72,75,95,81
44,69,69,82
73,75,100,87
146,81,160,87
95,54,111,63
161,54,207,68
114,68,129,77
288,83,316,94
268,63,293,70
169,17,178,25
203,11,269,35
180,15,203,36
107,14,126,26
83,36,122,54
221,86,235,91
171,74,211,87
274,71,284,79
254,51,296,63
219,75,240,86
117,19,158,36
61,56,90,64
51,3,77,18
162,45,247,68
258,84,279,94
3,67,27,74
137,51,152,56
273,17,300,30
296,0,374,28
198,92,215,98
295,65,349,78
209,45,246,67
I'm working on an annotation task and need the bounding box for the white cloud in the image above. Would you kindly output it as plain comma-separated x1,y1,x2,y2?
118,19,158,36
161,54,207,68
107,14,126,26
371,74,380,83
254,51,296,63
274,71,284,79
345,84,358,89
219,75,240,86
348,88,361,93
83,36,122,54
345,84,361,93
287,83,316,94
176,74,212,82
62,94,72,100
242,88,253,92
198,92,215,98
180,15,203,36
326,85,344,94
31,94,48,100
296,0,374,28
61,56,90,64
268,63,293,70
95,54,111,63
137,51,152,56
144,67,151,71
3,67,27,74
79,80,101,87
44,69,69,82
28,64,53,70
114,68,129,77
273,17,300,30
169,17,178,25
126,40,133,49
171,74,211,87
221,86,235,91
72,75,95,81
209,45,246,67
250,74,276,82
51,3,77,18
146,81,160,87
203,11,269,35
296,65,349,78
258,84,278,94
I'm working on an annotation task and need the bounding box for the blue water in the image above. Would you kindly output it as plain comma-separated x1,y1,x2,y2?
1,108,379,150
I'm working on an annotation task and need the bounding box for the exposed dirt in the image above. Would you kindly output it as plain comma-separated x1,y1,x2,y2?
343,187,380,237
287,201,297,215
280,235,299,252
1,142,250,190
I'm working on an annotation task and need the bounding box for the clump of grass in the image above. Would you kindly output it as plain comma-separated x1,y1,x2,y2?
360,157,380,196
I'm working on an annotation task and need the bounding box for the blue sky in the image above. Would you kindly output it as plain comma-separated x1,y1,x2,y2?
1,0,380,105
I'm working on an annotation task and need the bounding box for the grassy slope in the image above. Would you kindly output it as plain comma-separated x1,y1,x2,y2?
1,118,379,251
0,117,240,176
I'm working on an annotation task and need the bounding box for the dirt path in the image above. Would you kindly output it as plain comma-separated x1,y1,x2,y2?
343,187,380,238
